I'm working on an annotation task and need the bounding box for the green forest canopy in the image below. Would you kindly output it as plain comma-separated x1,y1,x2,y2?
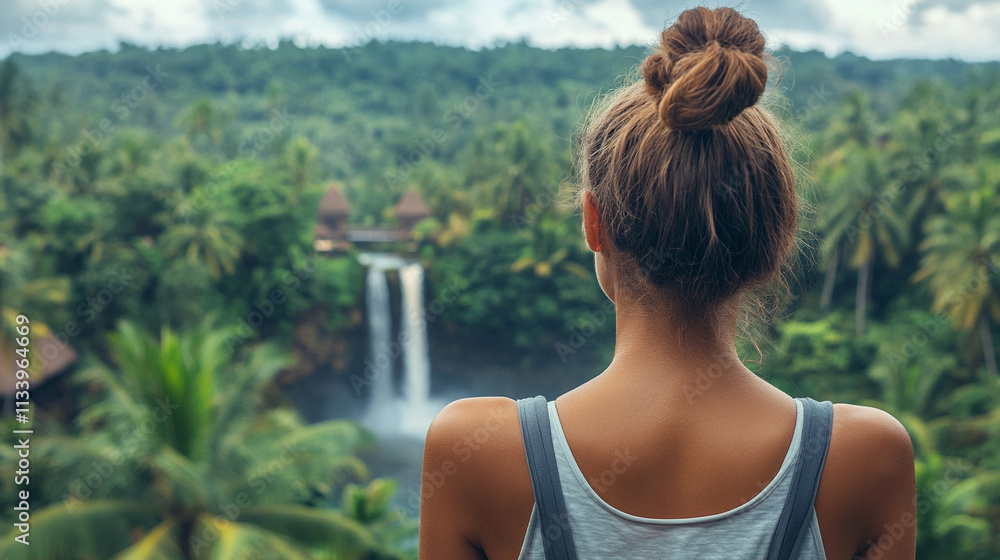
1,39,1000,558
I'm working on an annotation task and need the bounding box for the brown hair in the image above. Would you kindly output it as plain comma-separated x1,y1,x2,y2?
580,6,797,319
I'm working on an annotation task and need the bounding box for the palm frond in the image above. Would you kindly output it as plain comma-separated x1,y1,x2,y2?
210,342,293,460
112,519,182,560
194,515,313,560
238,505,377,557
0,500,158,560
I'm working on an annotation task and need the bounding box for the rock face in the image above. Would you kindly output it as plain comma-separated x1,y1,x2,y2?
281,306,364,385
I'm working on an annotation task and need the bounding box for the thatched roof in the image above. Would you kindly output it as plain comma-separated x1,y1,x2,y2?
0,335,78,396
394,189,431,219
318,184,350,217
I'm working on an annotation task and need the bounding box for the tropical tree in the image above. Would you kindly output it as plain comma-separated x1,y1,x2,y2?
471,121,560,226
0,240,69,329
823,89,875,152
111,129,156,177
913,187,1000,378
510,211,590,279
0,319,412,560
0,58,35,172
285,137,319,197
160,206,244,279
868,333,956,418
178,99,224,149
340,479,418,558
819,146,909,334
899,415,1000,559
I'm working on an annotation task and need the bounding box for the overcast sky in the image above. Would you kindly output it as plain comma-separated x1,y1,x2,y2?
2,0,1000,61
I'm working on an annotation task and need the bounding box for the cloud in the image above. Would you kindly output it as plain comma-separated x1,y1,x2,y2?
626,0,832,33
401,0,655,49
0,0,997,60
2,0,129,54
314,0,458,21
792,0,1000,60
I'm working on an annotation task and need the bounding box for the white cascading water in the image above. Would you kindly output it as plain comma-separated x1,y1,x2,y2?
399,262,431,434
361,254,399,432
358,253,441,438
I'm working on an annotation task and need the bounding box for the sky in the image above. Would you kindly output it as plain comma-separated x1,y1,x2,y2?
2,0,1000,61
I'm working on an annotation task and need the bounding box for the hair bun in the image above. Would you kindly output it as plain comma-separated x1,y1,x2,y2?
640,7,768,132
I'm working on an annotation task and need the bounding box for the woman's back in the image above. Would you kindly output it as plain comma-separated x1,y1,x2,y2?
419,352,915,560
418,6,916,558
517,397,826,559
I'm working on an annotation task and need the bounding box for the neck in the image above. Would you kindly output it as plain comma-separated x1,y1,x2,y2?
604,291,753,394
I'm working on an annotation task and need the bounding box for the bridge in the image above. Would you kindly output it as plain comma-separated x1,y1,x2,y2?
314,185,431,253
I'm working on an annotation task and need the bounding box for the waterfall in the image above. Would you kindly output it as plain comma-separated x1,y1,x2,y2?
399,263,430,433
358,253,441,438
365,262,394,412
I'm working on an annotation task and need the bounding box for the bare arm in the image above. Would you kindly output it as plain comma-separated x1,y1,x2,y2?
418,399,488,559
418,397,532,560
817,404,917,560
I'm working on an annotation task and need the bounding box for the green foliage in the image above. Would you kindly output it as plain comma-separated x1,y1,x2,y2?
759,314,874,399
429,219,608,362
2,39,1000,557
0,321,414,559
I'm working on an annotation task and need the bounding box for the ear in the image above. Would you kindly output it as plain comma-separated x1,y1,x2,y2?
582,190,604,253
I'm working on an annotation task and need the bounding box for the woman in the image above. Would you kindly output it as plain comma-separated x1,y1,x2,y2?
418,7,916,560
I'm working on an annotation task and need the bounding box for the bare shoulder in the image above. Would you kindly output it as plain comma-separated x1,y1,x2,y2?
815,403,917,559
421,397,534,550
828,403,915,476
424,396,523,468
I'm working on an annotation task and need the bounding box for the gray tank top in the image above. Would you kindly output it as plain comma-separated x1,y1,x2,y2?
517,398,829,560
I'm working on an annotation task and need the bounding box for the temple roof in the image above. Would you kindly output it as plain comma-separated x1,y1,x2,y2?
394,189,431,219
318,184,350,217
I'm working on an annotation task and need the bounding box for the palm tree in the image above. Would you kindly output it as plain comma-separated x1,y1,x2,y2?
868,333,955,418
113,129,154,177
0,319,411,559
341,479,418,558
895,414,999,559
160,207,244,278
820,146,909,334
0,58,35,173
178,99,223,149
887,86,961,241
286,137,318,198
913,187,1000,378
823,89,874,151
473,121,559,226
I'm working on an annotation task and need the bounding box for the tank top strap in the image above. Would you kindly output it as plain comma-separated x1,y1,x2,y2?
766,397,834,560
517,395,578,560
517,395,834,560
